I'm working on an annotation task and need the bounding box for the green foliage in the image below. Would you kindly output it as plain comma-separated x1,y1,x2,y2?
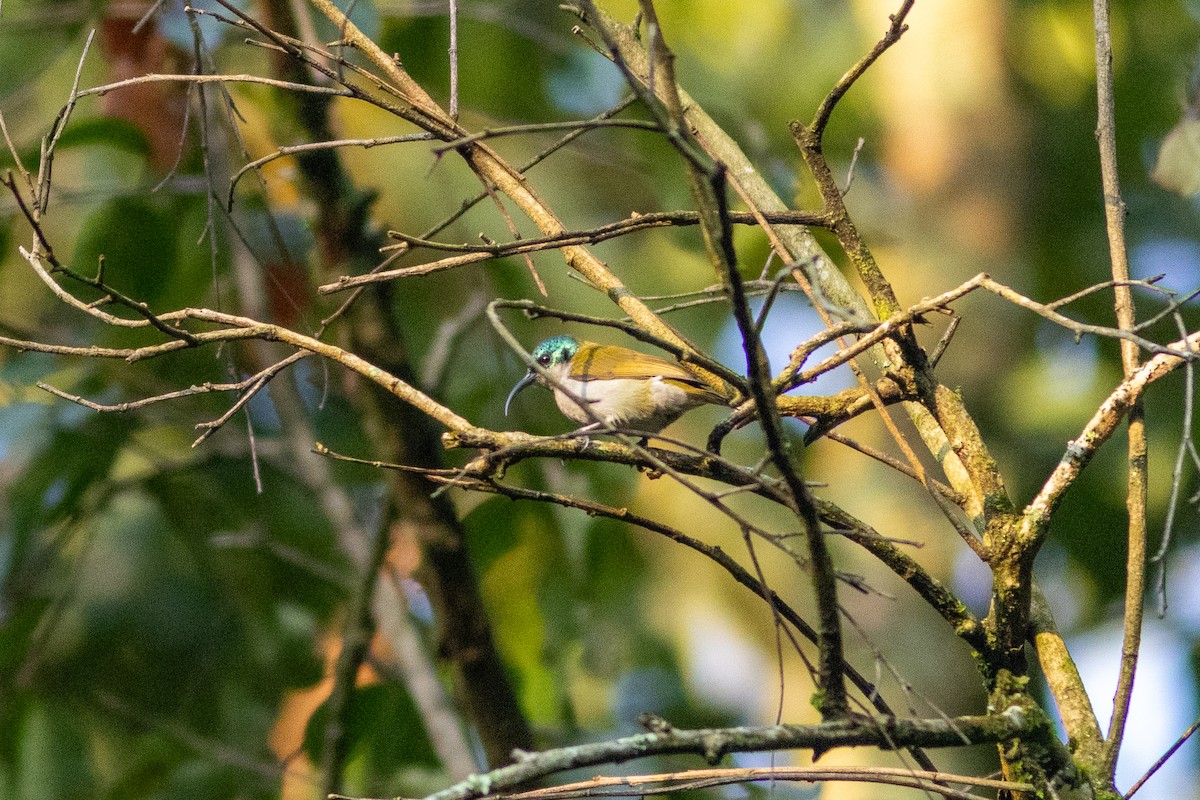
302,683,441,791
378,3,566,123
0,0,86,101
51,117,151,160
9,411,130,534
1153,118,1200,197
71,196,180,305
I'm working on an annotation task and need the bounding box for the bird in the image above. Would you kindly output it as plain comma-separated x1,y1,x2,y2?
504,334,727,434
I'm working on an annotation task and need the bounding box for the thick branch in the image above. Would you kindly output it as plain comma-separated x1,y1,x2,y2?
403,710,1029,800
496,766,1032,800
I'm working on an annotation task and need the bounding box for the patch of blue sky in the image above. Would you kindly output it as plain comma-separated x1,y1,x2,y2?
1131,237,1200,296
1070,619,1199,796
546,50,628,116
612,666,686,730
0,403,45,462
399,575,434,624
952,546,993,618
158,1,237,49
245,376,281,431
1034,320,1101,404
714,292,855,436
1163,542,1200,639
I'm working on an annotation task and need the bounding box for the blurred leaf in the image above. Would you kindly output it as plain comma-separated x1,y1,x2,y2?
462,497,525,574
2,0,1200,795
24,492,240,717
611,666,687,724
56,116,149,154
9,411,130,534
147,459,347,631
37,117,151,164
92,732,183,800
582,520,647,614
70,197,179,305
0,597,49,686
13,701,95,800
0,352,61,389
378,6,563,122
0,0,85,101
302,683,440,781
152,760,247,800
468,496,564,720
1152,118,1200,196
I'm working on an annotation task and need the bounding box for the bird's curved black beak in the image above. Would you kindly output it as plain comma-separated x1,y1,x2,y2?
504,371,537,416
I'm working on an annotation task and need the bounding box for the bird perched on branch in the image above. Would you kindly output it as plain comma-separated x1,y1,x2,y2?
505,335,727,434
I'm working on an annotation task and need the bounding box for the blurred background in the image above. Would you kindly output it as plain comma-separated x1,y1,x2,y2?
2,0,1200,797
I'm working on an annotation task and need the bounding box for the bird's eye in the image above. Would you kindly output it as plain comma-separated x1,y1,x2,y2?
537,354,550,366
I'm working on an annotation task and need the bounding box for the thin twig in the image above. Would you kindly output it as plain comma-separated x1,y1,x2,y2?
227,133,436,209
492,765,1032,800
1094,0,1146,776
448,0,458,119
0,111,35,195
625,0,848,717
76,71,353,100
1026,326,1200,537
34,354,305,415
131,0,166,34
323,209,826,292
37,28,95,213
192,353,310,446
473,170,547,294
317,94,643,328
1124,717,1200,798
1150,310,1200,612
430,118,661,155
810,0,915,138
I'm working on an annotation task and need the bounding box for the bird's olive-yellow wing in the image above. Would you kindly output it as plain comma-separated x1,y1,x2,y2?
570,343,725,401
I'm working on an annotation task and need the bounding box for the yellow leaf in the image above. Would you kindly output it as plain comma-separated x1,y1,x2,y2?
1152,118,1200,197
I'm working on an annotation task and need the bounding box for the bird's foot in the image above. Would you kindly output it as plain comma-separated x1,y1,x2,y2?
573,422,601,449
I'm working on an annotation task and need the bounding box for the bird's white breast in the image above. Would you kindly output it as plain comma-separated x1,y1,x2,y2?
549,372,699,432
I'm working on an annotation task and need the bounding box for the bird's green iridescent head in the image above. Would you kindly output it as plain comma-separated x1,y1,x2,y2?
530,335,579,369
505,335,580,416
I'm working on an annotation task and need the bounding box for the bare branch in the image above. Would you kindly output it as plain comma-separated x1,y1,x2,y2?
192,352,311,446
227,133,436,209
36,28,95,213
429,118,662,155
1093,0,1146,778
448,0,458,119
35,372,290,415
76,71,354,100
0,112,35,195
810,0,915,139
1026,327,1200,535
1125,717,1200,798
603,0,849,717
392,709,1030,800
494,766,1032,800
321,209,827,292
